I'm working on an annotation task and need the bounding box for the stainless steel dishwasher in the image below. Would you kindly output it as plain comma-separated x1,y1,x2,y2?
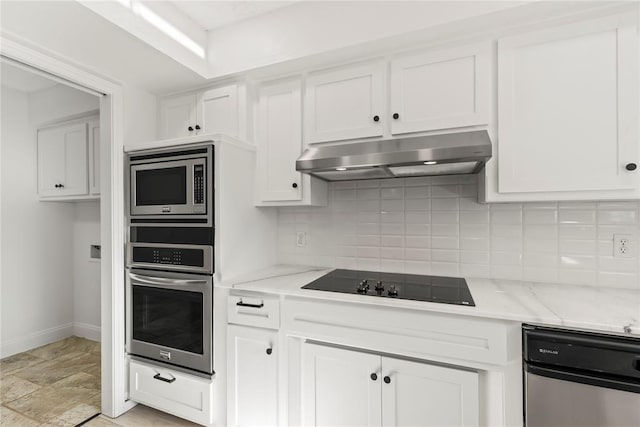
523,324,640,427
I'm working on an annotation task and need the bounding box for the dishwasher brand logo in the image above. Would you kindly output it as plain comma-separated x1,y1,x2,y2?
539,348,559,355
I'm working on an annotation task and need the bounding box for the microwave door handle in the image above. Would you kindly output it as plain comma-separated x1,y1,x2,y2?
129,273,208,287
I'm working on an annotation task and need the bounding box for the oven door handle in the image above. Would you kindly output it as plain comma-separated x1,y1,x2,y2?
129,272,209,287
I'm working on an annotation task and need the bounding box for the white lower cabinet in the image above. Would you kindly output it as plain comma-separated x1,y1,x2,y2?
302,342,382,427
301,342,479,427
381,356,479,427
128,358,213,426
227,325,279,427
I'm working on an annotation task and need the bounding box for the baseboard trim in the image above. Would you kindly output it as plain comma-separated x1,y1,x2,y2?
73,322,101,342
0,323,73,358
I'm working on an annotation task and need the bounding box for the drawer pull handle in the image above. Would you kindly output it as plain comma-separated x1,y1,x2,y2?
236,300,264,309
266,348,273,355
153,373,176,383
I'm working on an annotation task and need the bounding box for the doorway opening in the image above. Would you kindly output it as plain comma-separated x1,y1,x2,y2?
0,59,104,425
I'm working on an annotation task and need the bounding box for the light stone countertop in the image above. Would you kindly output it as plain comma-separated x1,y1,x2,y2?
218,265,640,336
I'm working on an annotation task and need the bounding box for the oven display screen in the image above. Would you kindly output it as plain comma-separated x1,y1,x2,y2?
132,286,204,354
132,247,204,267
135,166,187,206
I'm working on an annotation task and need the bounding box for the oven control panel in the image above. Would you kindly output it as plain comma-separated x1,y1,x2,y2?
127,243,213,274
133,246,203,267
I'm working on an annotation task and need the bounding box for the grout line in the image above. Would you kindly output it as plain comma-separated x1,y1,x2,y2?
75,412,102,426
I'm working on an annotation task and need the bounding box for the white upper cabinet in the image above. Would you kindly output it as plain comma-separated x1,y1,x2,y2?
38,122,88,198
257,79,303,202
305,60,386,143
159,84,247,140
160,93,198,139
199,85,240,138
88,119,100,195
255,78,328,206
390,42,491,135
495,12,638,198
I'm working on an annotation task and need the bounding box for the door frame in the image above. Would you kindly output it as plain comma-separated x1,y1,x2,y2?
0,34,132,417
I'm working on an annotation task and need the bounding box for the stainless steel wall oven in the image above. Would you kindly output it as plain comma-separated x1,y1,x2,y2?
127,267,212,373
126,144,215,375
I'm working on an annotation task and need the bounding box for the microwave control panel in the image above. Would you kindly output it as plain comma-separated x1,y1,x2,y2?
193,164,205,211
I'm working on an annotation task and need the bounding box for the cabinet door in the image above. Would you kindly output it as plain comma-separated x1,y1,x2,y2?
227,325,278,427
88,119,100,195
381,357,479,427
198,85,238,137
306,61,385,143
257,79,303,202
160,93,197,139
390,42,491,135
37,122,88,197
301,343,382,427
497,13,638,194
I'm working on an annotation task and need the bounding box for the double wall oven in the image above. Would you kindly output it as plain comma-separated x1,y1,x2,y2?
126,144,215,375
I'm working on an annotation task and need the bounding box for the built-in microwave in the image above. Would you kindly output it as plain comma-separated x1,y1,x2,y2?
128,144,213,225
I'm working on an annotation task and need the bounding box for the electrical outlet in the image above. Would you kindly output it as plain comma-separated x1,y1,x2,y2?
296,231,307,247
614,234,632,258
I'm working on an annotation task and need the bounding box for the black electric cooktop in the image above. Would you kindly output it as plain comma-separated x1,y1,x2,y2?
302,269,475,306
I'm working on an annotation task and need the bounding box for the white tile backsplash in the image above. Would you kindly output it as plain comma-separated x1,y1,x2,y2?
277,176,640,288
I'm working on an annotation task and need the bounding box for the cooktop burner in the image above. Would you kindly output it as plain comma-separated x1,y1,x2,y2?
302,269,475,306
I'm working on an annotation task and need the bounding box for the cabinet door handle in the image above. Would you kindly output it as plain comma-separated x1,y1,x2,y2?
55,184,60,188
383,375,391,384
625,163,637,171
195,125,201,130
236,300,264,309
59,184,64,188
373,115,380,122
292,183,298,189
266,348,273,355
370,373,378,381
188,126,194,131
392,113,399,120
153,373,176,383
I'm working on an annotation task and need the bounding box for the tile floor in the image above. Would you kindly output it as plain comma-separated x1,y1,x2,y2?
85,404,199,426
0,336,101,426
1,338,199,426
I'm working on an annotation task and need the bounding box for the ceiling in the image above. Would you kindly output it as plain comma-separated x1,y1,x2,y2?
0,0,207,94
168,1,296,31
0,61,59,93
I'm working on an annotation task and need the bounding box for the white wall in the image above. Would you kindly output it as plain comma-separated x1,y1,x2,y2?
31,84,103,343
206,1,524,77
278,176,640,289
73,201,101,341
0,87,75,357
122,82,158,146
29,84,99,125
0,83,104,357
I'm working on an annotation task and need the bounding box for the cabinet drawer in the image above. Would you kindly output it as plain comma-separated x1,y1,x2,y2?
283,297,519,366
129,359,213,426
227,292,280,329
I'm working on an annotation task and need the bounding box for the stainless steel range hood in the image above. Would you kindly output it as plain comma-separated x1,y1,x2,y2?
296,130,492,181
